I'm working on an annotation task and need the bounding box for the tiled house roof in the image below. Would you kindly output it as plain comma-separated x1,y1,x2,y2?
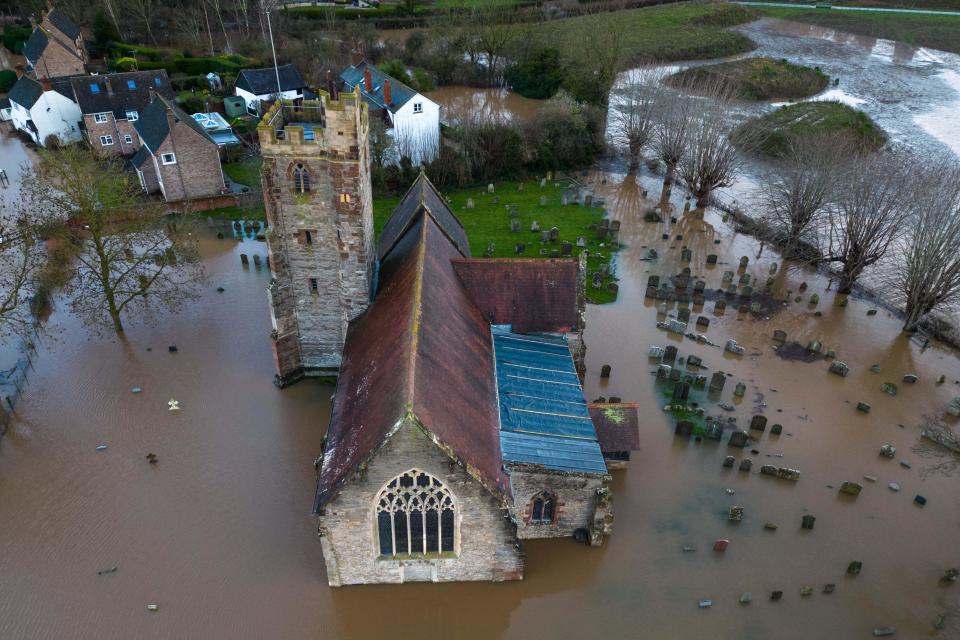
340,60,421,113
22,28,50,63
46,8,81,41
71,71,174,118
7,75,74,109
588,403,641,453
134,95,215,151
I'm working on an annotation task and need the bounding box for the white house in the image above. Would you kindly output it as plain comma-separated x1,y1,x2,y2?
340,61,440,165
7,74,82,147
235,64,309,116
0,98,12,122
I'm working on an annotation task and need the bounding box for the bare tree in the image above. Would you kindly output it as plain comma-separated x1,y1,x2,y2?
652,90,695,191
758,134,849,259
206,0,232,54
0,218,40,338
368,115,397,170
471,6,518,87
124,0,158,45
21,147,205,334
172,0,207,47
677,84,746,209
890,160,960,332
609,69,664,171
823,151,909,294
912,414,960,478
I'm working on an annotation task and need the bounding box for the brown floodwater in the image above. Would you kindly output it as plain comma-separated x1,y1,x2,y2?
428,86,544,125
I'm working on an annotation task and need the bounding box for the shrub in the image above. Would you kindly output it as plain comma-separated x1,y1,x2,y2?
0,69,16,93
2,25,32,55
92,9,121,47
112,57,138,72
505,47,564,100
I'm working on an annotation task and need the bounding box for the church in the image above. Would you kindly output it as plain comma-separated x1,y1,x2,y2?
257,88,639,586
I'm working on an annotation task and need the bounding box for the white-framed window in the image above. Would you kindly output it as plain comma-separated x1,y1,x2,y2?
94,113,109,124
161,153,176,165
123,134,133,144
99,135,114,146
375,469,456,558
126,110,138,121
413,102,423,114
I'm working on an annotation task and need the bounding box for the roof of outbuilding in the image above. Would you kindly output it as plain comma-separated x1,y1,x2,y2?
235,64,306,96
589,403,641,452
0,98,10,110
453,259,580,333
340,60,427,114
46,8,81,41
71,71,174,118
134,95,216,151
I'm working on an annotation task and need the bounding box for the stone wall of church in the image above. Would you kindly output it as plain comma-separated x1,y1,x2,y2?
317,421,524,586
259,91,374,384
508,466,608,541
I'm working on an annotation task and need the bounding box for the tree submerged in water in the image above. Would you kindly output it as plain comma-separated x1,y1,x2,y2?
20,146,206,334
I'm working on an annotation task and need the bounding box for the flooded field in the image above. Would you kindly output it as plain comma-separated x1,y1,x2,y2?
428,85,545,125
2,18,960,640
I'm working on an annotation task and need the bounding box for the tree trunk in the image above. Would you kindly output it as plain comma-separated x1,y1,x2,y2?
93,235,124,333
663,163,675,189
837,267,858,295
695,190,710,209
902,304,928,333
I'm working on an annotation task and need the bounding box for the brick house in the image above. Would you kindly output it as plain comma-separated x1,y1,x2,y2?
23,7,86,80
131,95,227,203
70,71,175,157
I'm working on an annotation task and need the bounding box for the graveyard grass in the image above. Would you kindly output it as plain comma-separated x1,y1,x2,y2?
222,158,263,191
373,179,623,304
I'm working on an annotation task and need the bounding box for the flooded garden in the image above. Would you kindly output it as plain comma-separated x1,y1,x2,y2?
1,14,959,640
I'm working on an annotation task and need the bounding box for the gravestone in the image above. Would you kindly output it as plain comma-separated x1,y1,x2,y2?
585,194,593,207
739,256,749,269
770,423,783,435
675,421,694,437
672,382,690,402
729,431,749,448
750,415,768,432
734,382,746,397
647,275,660,288
677,308,691,323
739,273,751,286
487,183,495,193
707,254,718,265
549,227,560,242
541,230,550,243
829,361,849,377
663,345,678,362
596,226,608,240
801,515,816,530
694,280,706,293
539,195,548,207
722,271,735,284
657,364,672,379
576,237,586,248
592,272,603,289
686,355,702,368
514,243,525,254
681,249,692,262
600,364,611,378
531,221,540,232
561,241,572,256
693,294,706,306
710,371,726,392
510,219,521,233
696,316,710,328
772,330,787,343
705,421,724,441
723,456,736,468
739,458,753,471
715,300,727,313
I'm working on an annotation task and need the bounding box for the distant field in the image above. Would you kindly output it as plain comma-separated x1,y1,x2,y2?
770,0,960,10
534,2,760,65
758,6,960,54
666,56,830,100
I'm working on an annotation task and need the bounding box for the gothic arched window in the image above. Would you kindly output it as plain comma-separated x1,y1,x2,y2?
375,469,456,557
293,163,310,193
530,492,556,525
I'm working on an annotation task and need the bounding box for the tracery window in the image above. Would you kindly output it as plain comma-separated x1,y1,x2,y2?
376,469,456,557
530,492,556,525
293,163,310,193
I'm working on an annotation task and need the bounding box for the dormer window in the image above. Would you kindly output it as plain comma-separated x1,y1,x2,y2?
293,163,310,193
94,112,109,123
413,102,423,114
126,110,138,121
127,80,136,90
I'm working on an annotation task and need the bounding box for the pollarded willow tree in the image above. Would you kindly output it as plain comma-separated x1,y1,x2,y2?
651,89,695,191
891,160,960,332
0,219,41,338
822,151,910,294
609,69,666,171
758,134,851,260
21,146,205,334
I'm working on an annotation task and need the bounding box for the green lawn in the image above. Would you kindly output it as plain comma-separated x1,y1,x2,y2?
665,56,830,100
733,100,887,157
222,158,263,191
186,204,266,222
535,2,760,65
374,178,623,304
757,6,960,54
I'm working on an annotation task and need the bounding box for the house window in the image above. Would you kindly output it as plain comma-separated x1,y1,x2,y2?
530,492,556,525
308,277,318,294
99,135,114,146
94,113,109,123
123,134,133,144
154,77,162,87
126,80,136,90
339,193,351,204
126,110,138,121
413,102,423,114
161,153,176,165
89,83,100,94
376,469,456,558
293,163,310,193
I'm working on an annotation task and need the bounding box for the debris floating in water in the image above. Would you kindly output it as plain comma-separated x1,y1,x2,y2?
698,599,712,608
95,444,108,451
97,567,117,576
131,387,142,394
146,604,159,612
168,399,180,411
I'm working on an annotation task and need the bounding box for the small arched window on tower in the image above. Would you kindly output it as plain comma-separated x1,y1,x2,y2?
339,193,351,204
530,492,556,525
293,163,310,193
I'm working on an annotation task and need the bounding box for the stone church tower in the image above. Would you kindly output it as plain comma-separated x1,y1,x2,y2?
258,86,375,386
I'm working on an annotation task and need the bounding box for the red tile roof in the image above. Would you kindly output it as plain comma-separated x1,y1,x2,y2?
588,403,640,452
453,259,580,333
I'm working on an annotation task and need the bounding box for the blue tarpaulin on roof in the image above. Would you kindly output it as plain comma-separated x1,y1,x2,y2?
493,327,607,475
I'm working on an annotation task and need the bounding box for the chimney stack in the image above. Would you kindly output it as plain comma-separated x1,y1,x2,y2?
104,78,113,97
40,79,53,92
351,50,364,66
148,86,156,101
363,67,372,93
326,70,338,101
383,78,392,106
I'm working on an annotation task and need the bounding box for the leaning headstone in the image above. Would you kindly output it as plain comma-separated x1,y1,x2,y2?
856,402,871,413
734,382,746,397
772,329,787,343
829,361,849,377
663,345,678,362
728,431,749,448
710,371,726,392
723,456,736,468
770,423,783,435
739,458,753,471
725,339,745,355
600,364,611,378
847,561,862,575
675,420,694,437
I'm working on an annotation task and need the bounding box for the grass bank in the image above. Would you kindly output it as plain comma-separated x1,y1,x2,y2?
733,100,887,157
537,2,760,64
757,6,960,54
374,178,623,304
223,158,263,191
665,56,830,100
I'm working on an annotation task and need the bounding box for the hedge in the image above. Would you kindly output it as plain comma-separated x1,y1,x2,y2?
2,25,32,55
